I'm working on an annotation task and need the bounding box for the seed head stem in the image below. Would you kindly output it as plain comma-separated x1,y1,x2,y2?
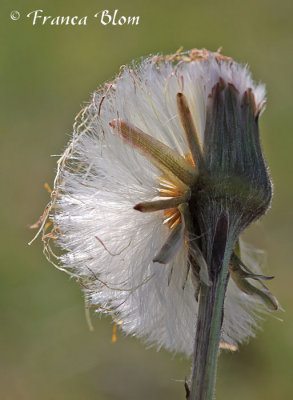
190,212,234,400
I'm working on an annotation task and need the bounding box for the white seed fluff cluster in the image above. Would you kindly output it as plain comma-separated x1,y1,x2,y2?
48,49,268,356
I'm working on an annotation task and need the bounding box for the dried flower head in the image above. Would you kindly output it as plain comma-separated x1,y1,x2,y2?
38,48,278,357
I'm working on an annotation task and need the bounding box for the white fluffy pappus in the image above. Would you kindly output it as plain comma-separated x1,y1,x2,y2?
41,48,277,356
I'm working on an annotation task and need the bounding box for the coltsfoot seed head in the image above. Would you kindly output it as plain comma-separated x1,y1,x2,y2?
39,48,278,356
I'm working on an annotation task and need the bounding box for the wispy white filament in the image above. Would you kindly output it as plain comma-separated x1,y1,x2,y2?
51,50,268,356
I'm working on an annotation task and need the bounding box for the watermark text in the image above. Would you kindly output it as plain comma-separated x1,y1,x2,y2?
10,9,140,26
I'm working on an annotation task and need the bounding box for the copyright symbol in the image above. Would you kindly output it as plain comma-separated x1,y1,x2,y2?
10,10,20,21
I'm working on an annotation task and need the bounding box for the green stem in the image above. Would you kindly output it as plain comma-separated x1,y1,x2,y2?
189,213,234,400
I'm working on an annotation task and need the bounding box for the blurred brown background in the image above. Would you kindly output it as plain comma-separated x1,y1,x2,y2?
1,0,292,399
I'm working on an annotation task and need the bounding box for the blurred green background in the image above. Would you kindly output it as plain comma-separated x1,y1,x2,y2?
1,0,292,399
